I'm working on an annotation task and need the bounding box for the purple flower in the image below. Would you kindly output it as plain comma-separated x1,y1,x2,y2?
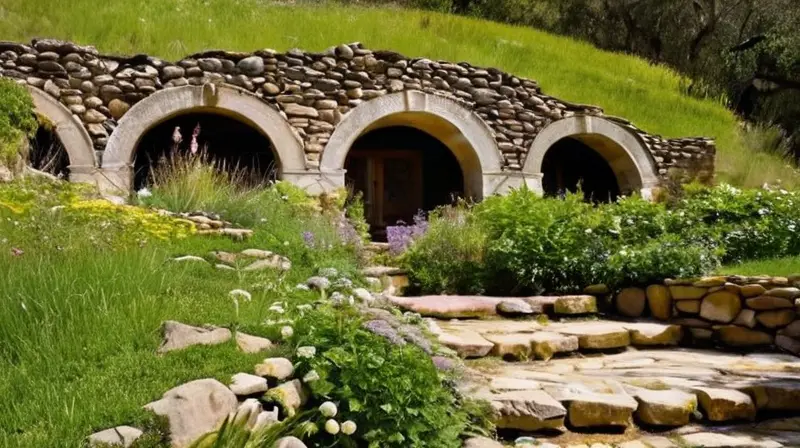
386,212,429,255
362,320,406,346
302,231,315,248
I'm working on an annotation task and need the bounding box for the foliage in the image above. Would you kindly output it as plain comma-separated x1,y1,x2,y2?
0,79,37,165
0,176,359,447
402,183,800,295
292,305,471,448
402,206,488,294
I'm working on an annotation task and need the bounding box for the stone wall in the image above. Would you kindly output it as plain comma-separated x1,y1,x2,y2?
612,275,800,354
0,38,716,188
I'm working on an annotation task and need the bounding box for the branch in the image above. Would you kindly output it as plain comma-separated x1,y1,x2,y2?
730,35,767,52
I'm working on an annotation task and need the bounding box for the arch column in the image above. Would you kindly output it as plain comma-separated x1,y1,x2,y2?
315,90,513,198
100,84,306,193
26,85,98,183
523,115,660,199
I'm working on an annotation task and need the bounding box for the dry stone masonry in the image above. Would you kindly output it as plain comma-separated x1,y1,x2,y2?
0,38,716,196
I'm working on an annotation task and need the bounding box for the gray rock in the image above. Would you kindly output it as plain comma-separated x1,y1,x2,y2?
235,332,272,353
463,436,503,448
497,300,533,315
229,373,269,396
254,357,294,380
237,56,264,76
88,426,143,447
144,379,238,448
157,320,232,353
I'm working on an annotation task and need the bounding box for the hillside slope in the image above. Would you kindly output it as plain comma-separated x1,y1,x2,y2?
1,0,797,187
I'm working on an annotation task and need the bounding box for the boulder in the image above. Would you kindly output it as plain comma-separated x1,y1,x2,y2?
463,436,504,448
741,284,767,298
144,379,238,448
616,288,646,317
235,332,272,353
680,432,781,448
646,285,672,320
732,309,757,328
625,323,682,346
756,310,796,328
765,287,800,299
157,321,232,354
229,373,269,396
634,389,697,427
496,300,534,316
489,377,541,391
254,358,294,380
274,436,308,448
675,300,701,314
264,379,308,417
699,291,741,323
695,387,756,422
669,286,707,300
530,332,579,360
746,296,794,310
520,296,559,314
484,389,567,431
716,326,773,347
554,295,597,315
88,426,143,447
242,255,291,272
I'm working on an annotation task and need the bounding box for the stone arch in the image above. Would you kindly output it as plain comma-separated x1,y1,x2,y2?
26,85,97,183
101,84,305,193
524,115,659,198
319,90,509,199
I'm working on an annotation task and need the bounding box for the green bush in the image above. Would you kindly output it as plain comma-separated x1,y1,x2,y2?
292,305,471,448
403,205,488,294
0,79,37,165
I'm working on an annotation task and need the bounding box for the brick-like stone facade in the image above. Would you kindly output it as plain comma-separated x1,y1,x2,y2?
0,38,716,188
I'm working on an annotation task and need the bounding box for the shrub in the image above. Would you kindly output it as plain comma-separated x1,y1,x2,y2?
402,206,488,294
292,305,471,448
0,79,37,165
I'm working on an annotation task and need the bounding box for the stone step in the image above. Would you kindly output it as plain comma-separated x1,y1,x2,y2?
460,347,800,436
389,294,598,319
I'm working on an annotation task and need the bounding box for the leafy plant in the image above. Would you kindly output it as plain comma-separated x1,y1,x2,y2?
0,79,37,166
292,305,473,448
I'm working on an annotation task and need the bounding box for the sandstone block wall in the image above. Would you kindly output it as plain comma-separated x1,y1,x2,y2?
0,38,715,182
613,275,800,354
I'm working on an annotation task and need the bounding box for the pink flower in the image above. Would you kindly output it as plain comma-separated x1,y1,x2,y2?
11,248,23,256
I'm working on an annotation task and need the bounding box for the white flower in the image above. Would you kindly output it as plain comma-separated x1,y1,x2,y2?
296,346,316,359
584,228,592,234
228,289,252,302
296,304,312,312
295,284,310,291
324,419,340,435
269,304,285,314
136,188,152,198
341,420,357,435
303,370,320,383
281,326,294,339
319,401,338,417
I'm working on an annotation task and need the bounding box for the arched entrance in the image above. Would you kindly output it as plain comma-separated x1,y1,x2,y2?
132,113,275,190
541,137,620,202
525,116,659,200
101,85,305,193
345,126,464,237
25,85,97,183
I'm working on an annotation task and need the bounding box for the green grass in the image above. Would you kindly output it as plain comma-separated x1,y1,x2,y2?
720,256,800,277
1,1,798,188
0,177,359,447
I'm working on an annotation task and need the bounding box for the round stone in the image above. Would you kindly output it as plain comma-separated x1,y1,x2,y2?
108,99,130,119
700,291,741,323
645,285,672,320
616,287,646,317
237,56,264,76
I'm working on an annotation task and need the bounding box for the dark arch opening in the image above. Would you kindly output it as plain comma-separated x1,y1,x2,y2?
28,125,70,178
541,137,620,203
133,113,276,190
345,126,464,240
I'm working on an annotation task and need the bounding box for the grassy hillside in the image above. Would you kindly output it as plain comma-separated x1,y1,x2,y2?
2,0,798,187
